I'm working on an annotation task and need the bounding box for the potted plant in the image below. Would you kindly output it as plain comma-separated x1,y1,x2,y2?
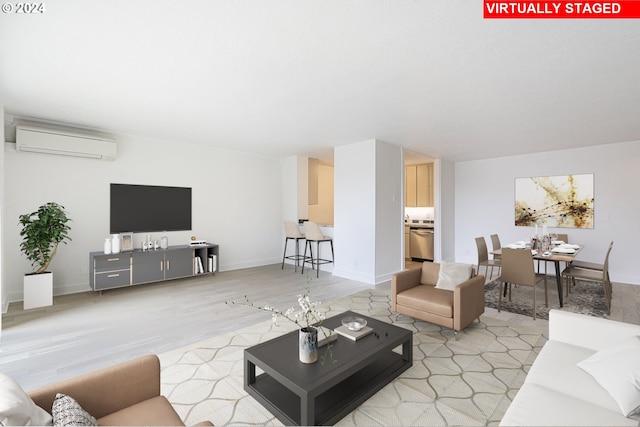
18,202,71,309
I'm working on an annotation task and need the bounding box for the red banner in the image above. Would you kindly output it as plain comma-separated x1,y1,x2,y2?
484,1,640,18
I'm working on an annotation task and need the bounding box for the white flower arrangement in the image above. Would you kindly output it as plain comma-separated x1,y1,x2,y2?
226,283,336,364
229,290,325,331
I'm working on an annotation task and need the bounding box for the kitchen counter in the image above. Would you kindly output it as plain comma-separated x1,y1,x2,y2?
405,221,434,229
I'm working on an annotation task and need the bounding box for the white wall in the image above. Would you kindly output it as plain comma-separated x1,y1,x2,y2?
2,134,284,303
334,139,403,284
281,156,299,222
297,156,309,220
0,107,5,329
455,140,640,285
374,141,404,280
436,158,455,262
308,164,334,225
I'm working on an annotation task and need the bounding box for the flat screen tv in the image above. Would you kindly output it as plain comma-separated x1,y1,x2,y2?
110,183,192,233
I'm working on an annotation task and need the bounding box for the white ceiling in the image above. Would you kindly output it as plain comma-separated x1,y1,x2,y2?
2,1,639,163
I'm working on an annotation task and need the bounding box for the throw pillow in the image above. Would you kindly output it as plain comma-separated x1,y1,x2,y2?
577,335,640,417
52,393,97,427
434,261,473,291
0,372,53,426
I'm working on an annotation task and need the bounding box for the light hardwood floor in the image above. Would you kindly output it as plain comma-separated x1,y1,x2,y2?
0,263,372,390
2,261,638,392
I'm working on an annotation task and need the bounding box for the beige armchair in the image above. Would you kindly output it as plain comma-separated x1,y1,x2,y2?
391,262,485,334
28,355,212,426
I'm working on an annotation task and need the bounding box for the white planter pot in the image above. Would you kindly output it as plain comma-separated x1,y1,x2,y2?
23,272,53,310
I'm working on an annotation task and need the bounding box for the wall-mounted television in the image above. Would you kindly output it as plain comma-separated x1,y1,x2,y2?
110,183,192,233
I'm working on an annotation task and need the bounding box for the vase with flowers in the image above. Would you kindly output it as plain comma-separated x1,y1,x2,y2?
226,285,329,364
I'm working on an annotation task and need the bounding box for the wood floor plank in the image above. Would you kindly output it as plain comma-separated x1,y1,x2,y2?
1,262,636,392
0,264,371,390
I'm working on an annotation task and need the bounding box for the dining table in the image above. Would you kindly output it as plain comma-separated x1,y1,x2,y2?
491,244,583,308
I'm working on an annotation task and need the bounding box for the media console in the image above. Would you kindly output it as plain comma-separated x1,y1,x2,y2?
89,244,219,292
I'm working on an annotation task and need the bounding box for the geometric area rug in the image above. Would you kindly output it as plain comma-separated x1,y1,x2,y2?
484,277,609,321
159,285,546,426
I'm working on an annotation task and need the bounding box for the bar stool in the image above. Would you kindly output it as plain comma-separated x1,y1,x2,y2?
301,221,334,278
282,220,307,272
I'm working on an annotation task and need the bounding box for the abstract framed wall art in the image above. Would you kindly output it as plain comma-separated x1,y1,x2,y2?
514,173,594,228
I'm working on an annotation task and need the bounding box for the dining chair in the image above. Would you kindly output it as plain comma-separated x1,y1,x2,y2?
562,242,613,313
570,241,613,273
490,234,502,260
499,248,547,320
475,237,501,281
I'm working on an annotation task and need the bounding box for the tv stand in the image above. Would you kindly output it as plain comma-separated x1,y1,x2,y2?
89,244,219,291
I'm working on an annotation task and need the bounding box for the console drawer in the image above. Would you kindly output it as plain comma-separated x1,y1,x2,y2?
94,270,131,290
94,255,131,272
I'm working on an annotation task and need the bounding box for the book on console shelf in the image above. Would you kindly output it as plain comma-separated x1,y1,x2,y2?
334,325,374,341
194,257,205,274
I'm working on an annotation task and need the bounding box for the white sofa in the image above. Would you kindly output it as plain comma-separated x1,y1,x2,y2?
501,310,640,426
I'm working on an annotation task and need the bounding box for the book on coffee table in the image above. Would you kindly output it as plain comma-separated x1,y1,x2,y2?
317,326,338,347
334,325,374,341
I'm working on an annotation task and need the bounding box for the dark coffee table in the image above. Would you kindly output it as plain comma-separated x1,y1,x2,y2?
244,310,413,426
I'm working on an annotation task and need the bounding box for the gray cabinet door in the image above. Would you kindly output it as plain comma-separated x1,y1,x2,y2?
165,249,194,279
132,251,165,284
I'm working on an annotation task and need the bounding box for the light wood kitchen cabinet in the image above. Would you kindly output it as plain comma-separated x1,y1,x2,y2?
405,165,417,207
405,163,433,207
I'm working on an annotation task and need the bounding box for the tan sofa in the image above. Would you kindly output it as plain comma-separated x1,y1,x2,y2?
28,354,212,426
391,262,485,334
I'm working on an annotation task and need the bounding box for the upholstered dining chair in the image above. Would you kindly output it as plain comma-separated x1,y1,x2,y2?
562,241,613,313
475,237,501,280
490,234,502,260
570,241,613,273
500,248,547,320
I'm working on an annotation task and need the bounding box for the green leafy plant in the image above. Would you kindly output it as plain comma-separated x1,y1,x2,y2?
18,202,72,274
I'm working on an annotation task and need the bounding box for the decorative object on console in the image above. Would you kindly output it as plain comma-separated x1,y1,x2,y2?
120,232,133,252
111,234,120,254
103,238,111,255
18,202,72,309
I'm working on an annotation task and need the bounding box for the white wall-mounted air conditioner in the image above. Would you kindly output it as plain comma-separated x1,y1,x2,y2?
15,123,116,160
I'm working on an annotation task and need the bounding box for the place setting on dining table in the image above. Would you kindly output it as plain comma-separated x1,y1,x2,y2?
495,230,582,299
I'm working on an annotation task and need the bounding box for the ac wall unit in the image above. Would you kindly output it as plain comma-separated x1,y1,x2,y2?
15,123,116,160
